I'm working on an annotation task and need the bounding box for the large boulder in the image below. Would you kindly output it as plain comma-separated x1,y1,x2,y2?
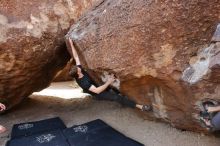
66,0,220,132
0,0,100,110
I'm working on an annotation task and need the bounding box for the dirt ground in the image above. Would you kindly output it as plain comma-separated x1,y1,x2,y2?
0,82,220,146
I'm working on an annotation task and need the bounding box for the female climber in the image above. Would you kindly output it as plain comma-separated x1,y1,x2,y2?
67,37,152,111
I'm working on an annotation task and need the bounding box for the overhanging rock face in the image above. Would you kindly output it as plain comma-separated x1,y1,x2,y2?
66,0,220,132
0,0,100,110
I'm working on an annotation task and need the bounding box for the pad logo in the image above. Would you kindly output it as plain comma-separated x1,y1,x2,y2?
18,124,34,130
36,134,56,143
73,125,88,133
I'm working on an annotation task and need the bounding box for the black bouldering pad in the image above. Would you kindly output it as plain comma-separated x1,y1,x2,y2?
7,130,69,146
63,119,109,139
64,119,144,146
8,118,144,146
11,117,66,139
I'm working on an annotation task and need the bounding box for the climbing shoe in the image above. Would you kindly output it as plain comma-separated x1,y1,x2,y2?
142,105,152,111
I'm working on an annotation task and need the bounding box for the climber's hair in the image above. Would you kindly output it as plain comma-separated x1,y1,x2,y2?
69,65,78,79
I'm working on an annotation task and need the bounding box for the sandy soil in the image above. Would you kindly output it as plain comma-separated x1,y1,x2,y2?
0,82,220,146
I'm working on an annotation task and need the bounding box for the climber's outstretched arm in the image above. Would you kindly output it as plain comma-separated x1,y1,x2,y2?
207,105,220,113
68,37,81,65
